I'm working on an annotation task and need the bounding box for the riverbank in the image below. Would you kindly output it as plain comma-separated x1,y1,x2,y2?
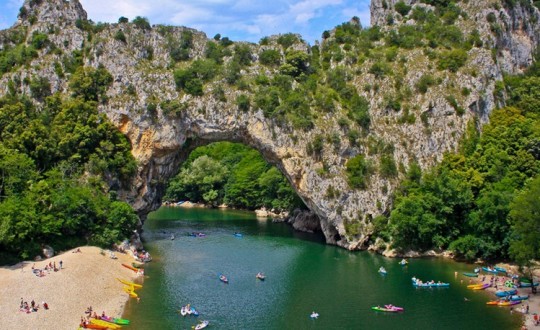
462,266,540,329
0,246,140,330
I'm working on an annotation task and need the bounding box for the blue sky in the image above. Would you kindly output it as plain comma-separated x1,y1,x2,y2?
0,0,371,44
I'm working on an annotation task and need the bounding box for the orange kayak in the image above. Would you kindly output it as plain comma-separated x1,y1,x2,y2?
486,301,499,305
121,263,139,273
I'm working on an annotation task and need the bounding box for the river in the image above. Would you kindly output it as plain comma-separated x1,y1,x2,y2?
123,206,521,329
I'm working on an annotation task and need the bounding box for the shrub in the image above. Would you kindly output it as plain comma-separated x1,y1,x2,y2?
29,76,51,100
259,49,281,66
438,49,468,72
132,16,151,30
395,1,412,16
416,74,436,93
236,94,250,112
114,30,126,43
346,154,373,189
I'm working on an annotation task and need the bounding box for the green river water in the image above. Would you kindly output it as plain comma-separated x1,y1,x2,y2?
123,207,521,329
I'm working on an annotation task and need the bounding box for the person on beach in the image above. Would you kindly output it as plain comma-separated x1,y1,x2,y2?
59,260,63,269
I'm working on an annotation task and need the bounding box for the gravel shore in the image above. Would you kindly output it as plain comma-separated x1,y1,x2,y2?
0,246,141,330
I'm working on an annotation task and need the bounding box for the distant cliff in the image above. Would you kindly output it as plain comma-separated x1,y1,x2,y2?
1,0,539,250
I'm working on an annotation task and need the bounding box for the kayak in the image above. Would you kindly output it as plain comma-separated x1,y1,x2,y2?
81,324,108,330
90,319,122,329
510,295,529,301
195,320,209,330
219,274,229,283
310,312,319,319
482,267,498,273
520,282,539,287
384,304,404,311
121,263,139,273
117,278,143,289
190,307,199,316
495,266,507,273
113,318,130,325
495,289,517,297
234,233,243,237
372,306,401,312
462,272,479,277
412,278,449,287
132,262,144,269
472,283,491,290
486,301,500,305
123,286,138,298
180,306,188,316
467,283,485,289
498,300,520,306
378,268,387,275
256,273,266,281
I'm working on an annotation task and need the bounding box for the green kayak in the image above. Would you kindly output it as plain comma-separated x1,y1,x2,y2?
463,272,479,277
372,306,399,313
113,318,130,325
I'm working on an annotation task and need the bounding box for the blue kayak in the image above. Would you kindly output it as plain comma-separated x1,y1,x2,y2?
510,295,529,301
233,233,243,238
520,282,539,287
495,289,517,297
482,267,498,273
495,267,507,273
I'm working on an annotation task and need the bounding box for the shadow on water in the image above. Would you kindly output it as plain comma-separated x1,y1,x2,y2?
123,207,521,330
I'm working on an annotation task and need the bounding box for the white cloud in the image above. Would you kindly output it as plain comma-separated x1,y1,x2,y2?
0,0,371,43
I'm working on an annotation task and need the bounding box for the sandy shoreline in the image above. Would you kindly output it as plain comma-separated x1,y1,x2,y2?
460,265,540,329
0,246,141,330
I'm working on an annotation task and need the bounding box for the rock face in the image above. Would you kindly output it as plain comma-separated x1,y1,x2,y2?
1,0,539,250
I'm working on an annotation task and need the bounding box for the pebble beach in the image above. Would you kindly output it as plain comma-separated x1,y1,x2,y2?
0,246,140,330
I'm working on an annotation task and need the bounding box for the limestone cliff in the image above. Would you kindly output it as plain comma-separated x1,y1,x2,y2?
1,0,539,250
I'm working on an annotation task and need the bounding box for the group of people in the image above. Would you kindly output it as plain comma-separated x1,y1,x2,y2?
19,298,48,313
31,260,63,277
81,306,104,326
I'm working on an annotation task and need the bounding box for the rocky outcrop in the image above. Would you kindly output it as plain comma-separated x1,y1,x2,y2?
276,209,323,234
1,0,539,250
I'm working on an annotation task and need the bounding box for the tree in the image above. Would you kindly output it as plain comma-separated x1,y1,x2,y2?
509,175,540,280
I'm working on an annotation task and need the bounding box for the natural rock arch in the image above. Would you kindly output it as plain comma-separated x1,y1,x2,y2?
2,0,540,250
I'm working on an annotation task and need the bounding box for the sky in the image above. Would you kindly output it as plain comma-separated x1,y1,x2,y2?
0,0,371,44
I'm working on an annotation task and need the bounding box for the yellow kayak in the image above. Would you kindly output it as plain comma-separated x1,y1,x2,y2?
123,286,138,298
466,283,483,289
90,318,122,329
117,278,143,289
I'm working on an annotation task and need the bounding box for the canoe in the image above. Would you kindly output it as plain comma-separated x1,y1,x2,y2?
462,272,479,277
372,306,400,312
117,278,143,289
498,300,520,306
195,320,209,330
496,289,517,297
510,295,529,301
121,263,139,272
113,318,130,325
90,319,122,329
